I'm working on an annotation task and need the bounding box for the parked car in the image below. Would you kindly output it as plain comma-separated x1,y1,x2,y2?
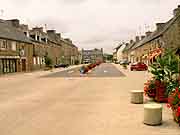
130,62,148,71
119,60,131,65
54,64,69,68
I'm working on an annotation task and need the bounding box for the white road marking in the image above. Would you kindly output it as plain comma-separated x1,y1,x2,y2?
68,70,74,74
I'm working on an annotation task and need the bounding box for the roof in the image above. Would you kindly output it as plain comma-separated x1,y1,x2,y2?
123,42,136,52
114,43,123,50
0,20,32,44
132,13,180,50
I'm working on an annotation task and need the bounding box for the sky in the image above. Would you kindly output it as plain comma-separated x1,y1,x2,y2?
0,0,180,53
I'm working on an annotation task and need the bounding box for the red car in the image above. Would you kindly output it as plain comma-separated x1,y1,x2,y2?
130,62,148,71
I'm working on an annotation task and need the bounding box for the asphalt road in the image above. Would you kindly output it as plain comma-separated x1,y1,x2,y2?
44,63,125,77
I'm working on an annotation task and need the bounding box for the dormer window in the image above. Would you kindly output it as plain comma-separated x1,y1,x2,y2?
24,32,29,37
37,36,40,41
30,35,36,40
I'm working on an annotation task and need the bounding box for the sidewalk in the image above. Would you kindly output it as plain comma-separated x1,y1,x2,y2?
113,63,180,134
0,64,84,79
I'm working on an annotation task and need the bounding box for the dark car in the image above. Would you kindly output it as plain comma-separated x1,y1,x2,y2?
130,62,148,71
54,64,69,68
120,60,131,65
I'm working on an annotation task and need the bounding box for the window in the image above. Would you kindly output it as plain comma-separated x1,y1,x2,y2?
0,40,7,50
33,57,36,65
37,57,40,65
11,42,16,51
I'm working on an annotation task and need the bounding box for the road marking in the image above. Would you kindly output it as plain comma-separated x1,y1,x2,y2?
68,70,74,74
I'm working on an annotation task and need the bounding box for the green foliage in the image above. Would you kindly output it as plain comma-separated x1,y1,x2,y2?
149,49,180,81
45,56,52,67
149,49,180,95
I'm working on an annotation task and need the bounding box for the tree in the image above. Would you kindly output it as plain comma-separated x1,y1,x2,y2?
45,56,52,67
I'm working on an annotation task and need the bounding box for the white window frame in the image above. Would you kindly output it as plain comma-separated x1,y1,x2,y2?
33,57,36,65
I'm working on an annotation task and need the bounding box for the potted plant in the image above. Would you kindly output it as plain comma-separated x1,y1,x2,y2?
144,79,156,100
148,49,180,102
167,86,180,126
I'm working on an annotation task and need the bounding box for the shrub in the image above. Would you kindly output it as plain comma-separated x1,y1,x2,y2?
45,56,52,67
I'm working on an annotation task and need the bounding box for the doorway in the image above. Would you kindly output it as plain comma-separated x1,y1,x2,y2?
22,59,26,72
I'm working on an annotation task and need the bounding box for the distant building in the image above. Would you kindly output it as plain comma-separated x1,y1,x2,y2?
113,43,126,62
0,18,79,75
81,48,103,64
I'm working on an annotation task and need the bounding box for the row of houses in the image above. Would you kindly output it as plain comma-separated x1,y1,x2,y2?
81,48,104,64
114,5,180,65
0,19,79,75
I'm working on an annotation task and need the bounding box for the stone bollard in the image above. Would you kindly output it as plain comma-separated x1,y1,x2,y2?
131,90,144,104
144,103,162,126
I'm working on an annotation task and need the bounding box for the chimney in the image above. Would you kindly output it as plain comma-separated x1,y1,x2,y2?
173,5,180,16
33,27,43,33
47,30,56,34
6,19,20,27
130,40,134,44
141,35,145,40
135,36,140,42
156,23,165,31
56,33,61,38
101,48,103,53
145,31,152,37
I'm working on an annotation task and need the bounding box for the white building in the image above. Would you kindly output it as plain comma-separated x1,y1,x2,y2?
114,43,126,62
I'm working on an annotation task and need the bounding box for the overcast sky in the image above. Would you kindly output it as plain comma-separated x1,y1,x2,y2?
0,0,180,53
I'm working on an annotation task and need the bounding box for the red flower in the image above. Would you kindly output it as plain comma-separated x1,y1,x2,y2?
175,87,179,93
176,111,180,117
166,103,171,108
177,106,180,113
178,94,180,99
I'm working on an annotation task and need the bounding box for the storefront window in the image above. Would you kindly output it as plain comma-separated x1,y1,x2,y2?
0,59,2,73
2,59,17,74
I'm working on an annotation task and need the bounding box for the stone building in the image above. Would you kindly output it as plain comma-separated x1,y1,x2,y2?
81,48,103,64
61,38,79,65
0,19,33,74
0,18,79,74
123,5,180,65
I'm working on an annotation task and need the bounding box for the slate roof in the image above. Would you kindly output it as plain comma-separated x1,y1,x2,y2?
0,19,32,44
131,13,180,50
122,42,136,52
114,43,123,50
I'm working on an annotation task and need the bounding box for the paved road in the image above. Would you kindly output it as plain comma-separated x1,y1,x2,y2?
0,63,179,135
44,63,125,77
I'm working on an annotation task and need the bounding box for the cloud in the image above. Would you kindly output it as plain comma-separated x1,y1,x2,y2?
59,0,88,4
0,0,180,53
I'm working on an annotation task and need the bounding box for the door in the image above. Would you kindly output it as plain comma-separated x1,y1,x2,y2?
22,59,26,72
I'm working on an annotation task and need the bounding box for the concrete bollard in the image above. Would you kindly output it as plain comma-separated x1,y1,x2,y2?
131,90,144,104
144,103,162,126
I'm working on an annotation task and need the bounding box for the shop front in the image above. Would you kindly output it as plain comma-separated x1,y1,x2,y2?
0,56,20,74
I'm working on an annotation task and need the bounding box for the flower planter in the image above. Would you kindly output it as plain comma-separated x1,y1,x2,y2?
172,110,179,123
